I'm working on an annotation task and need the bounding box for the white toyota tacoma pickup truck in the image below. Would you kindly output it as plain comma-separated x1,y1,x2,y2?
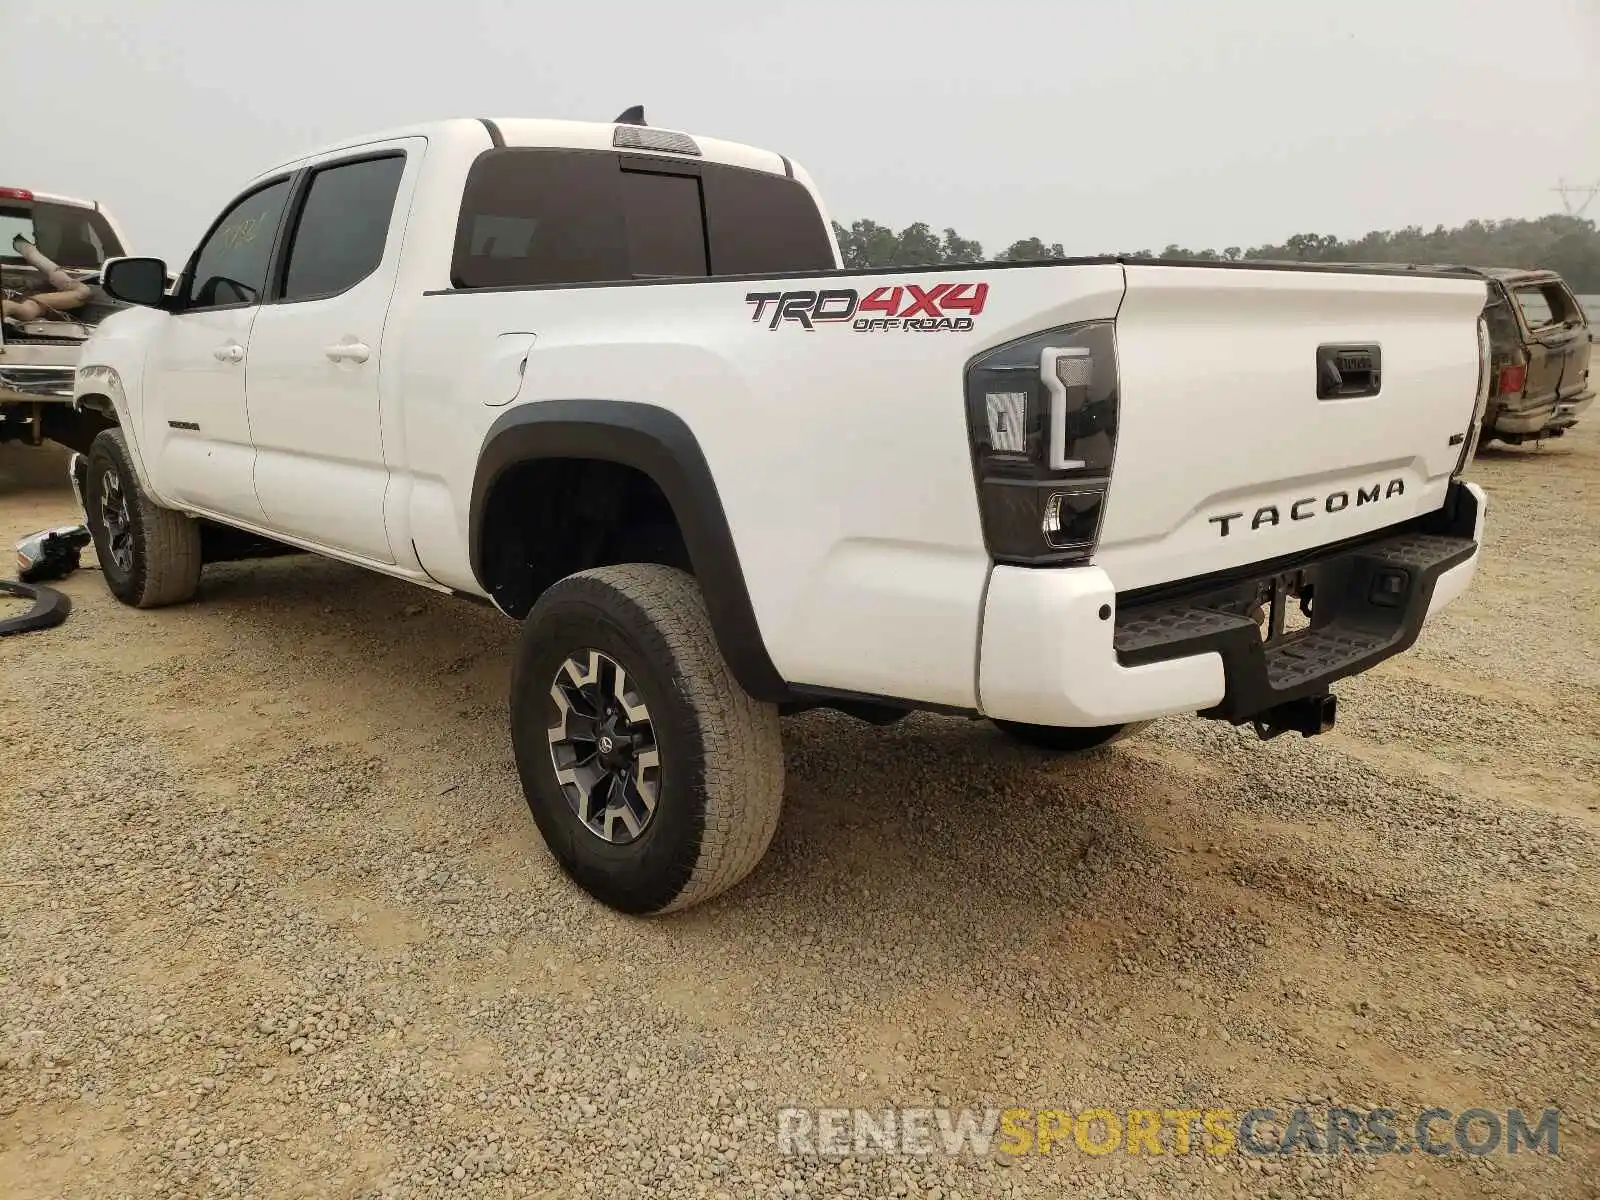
74,113,1491,914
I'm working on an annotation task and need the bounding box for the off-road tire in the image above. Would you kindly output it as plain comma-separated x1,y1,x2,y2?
991,719,1147,754
85,428,202,608
509,563,785,915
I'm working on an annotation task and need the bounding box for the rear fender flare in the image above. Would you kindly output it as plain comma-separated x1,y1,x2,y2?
470,399,788,701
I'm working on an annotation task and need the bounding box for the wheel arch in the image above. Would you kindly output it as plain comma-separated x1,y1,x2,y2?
471,399,788,701
74,363,130,425
74,364,160,496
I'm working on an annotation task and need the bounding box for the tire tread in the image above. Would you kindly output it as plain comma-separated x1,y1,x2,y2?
526,563,784,913
89,429,202,608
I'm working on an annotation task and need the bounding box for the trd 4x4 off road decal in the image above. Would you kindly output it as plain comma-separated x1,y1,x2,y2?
745,283,988,332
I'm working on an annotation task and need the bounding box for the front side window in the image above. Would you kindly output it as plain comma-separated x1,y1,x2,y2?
281,156,406,301
187,179,292,308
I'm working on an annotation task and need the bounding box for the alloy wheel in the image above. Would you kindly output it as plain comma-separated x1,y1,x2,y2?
546,648,661,844
99,467,134,574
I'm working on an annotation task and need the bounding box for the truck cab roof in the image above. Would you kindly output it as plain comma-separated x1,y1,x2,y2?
0,188,100,210
227,114,840,289
1410,264,1567,286
258,116,802,189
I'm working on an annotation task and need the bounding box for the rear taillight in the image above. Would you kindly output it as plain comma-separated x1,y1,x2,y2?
0,187,35,201
965,320,1118,565
1497,362,1526,396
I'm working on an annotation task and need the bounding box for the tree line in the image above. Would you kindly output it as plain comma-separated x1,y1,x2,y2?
830,214,1600,292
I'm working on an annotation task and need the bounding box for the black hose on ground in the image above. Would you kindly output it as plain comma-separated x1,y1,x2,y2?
0,579,72,636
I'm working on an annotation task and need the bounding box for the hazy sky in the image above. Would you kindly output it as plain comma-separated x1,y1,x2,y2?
3,0,1596,264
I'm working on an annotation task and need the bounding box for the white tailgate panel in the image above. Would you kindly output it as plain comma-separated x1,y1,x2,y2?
1096,266,1487,592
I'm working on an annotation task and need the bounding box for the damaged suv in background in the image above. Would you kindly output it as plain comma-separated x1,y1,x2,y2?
1473,266,1593,445
1,187,135,454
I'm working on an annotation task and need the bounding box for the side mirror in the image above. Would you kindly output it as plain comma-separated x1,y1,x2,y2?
101,257,170,308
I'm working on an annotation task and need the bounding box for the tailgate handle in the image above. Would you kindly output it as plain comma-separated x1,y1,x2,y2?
1316,344,1382,400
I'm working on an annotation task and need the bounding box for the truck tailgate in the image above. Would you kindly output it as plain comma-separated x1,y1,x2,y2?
1095,264,1487,592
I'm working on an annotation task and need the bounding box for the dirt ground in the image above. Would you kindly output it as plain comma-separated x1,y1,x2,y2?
1,429,1596,1200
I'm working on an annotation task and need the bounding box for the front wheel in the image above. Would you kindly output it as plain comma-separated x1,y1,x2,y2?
509,563,785,915
991,719,1149,754
85,428,202,608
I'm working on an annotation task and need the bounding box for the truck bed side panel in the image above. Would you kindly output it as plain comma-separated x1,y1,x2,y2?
399,265,1126,707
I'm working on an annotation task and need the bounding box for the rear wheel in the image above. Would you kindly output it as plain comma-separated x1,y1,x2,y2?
991,719,1147,754
85,428,202,608
509,563,784,914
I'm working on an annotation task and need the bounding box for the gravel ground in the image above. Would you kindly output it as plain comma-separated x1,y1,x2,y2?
1,429,1597,1200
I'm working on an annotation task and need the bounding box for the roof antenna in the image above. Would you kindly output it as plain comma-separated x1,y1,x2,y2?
614,105,646,126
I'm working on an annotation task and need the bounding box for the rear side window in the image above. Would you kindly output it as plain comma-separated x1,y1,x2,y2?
1545,283,1582,325
281,155,406,301
187,179,293,308
1483,295,1520,347
450,148,833,288
1514,286,1555,329
1512,282,1582,331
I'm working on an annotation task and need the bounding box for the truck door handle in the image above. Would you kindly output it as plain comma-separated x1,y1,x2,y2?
324,340,371,364
212,343,245,363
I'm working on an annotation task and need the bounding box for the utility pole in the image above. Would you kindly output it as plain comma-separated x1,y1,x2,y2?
1553,179,1600,218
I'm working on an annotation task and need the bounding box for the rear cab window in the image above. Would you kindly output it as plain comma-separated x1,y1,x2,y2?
453,151,627,288
620,169,707,279
0,201,123,268
450,147,834,289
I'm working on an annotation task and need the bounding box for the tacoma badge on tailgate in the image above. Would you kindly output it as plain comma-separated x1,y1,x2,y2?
1209,478,1406,537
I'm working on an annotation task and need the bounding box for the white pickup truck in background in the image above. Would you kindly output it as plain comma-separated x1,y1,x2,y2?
73,112,1490,914
1,187,135,453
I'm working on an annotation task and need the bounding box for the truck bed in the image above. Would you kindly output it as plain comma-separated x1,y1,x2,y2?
400,256,1485,706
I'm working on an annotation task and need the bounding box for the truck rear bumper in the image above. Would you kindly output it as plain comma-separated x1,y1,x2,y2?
0,364,77,403
1489,396,1560,436
977,481,1485,729
1549,389,1594,431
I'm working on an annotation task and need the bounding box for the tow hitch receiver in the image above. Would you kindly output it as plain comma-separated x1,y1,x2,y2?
1252,693,1337,740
